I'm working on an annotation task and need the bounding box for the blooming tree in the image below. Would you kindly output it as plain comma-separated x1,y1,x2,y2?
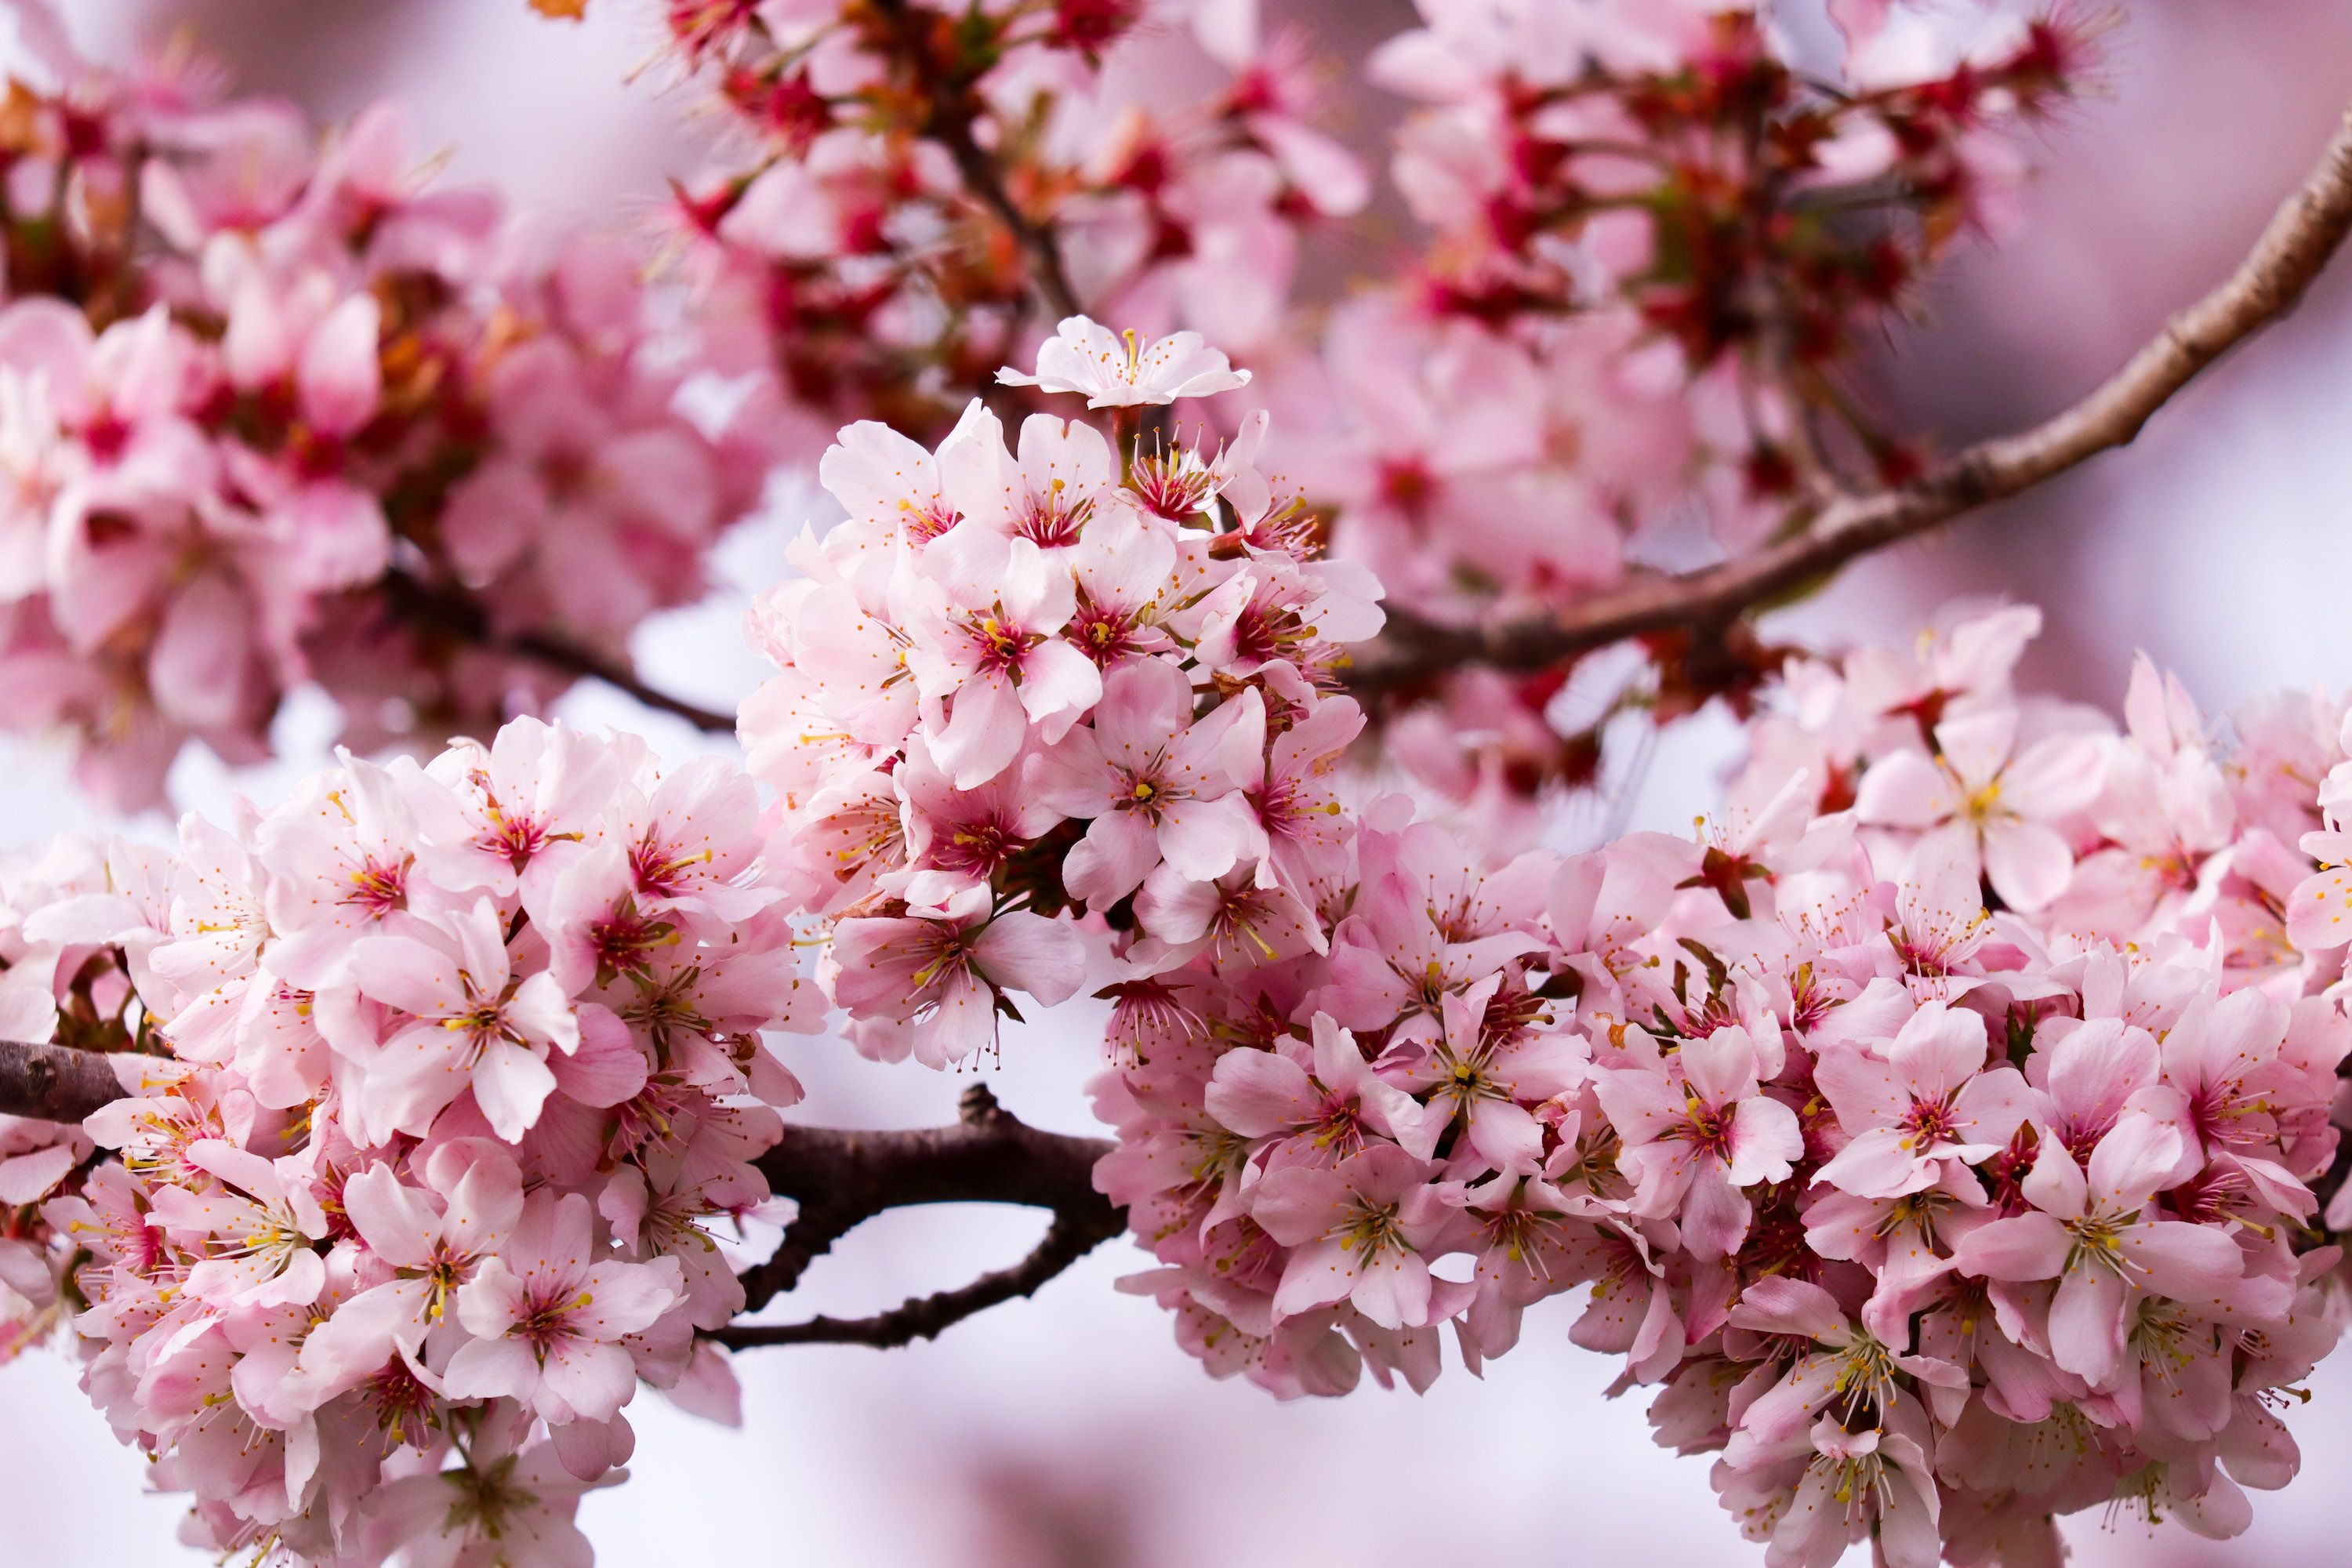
1,0,2351,1563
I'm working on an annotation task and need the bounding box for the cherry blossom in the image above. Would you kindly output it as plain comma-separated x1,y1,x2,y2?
443,1192,684,1425
997,318,1252,407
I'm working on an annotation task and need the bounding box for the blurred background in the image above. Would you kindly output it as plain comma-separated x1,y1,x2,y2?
4,2,2352,1563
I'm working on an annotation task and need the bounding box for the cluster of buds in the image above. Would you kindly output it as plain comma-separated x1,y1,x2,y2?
655,0,1366,454
1093,604,2352,1566
0,717,815,1563
0,21,765,806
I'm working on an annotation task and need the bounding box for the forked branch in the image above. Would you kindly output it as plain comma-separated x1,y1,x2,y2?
720,1083,1124,1348
1345,101,2352,698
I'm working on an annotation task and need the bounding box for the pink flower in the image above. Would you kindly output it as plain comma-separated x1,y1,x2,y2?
1386,978,1586,1174
1593,1025,1802,1257
1855,706,2107,912
815,401,988,554
1203,1013,1445,1167
1725,1277,1962,1449
826,888,1085,1068
1811,1000,2037,1199
255,753,433,989
1057,526,1182,685
439,328,721,636
902,544,1103,788
218,270,383,441
779,570,920,752
1033,661,1266,906
530,844,691,996
1448,1171,1611,1362
2026,1013,2159,1165
1559,1217,1684,1382
1128,862,1326,972
1953,1115,2262,1387
145,1138,329,1309
928,405,1119,580
361,1402,612,1567
1246,691,1362,895
996,316,1251,407
1748,1414,1943,1568
419,716,621,904
441,1190,682,1424
346,896,582,1142
299,1145,524,1388
1250,1144,1453,1329
1320,822,1544,1036
2125,986,2303,1176
613,753,775,922
891,739,1062,909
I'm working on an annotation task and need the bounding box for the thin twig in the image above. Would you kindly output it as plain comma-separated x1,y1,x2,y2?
1345,101,2352,699
728,1083,1124,1341
503,630,737,735
0,1038,127,1124
713,1212,1107,1349
379,574,735,735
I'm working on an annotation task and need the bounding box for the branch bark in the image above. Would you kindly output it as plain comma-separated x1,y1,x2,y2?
720,1083,1124,1348
0,1037,125,1125
1345,101,2352,699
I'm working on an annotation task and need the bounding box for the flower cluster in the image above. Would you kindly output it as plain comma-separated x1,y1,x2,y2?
740,314,1381,1066
0,24,764,805
658,0,1365,456
1094,603,2352,1565
1286,0,2098,825
0,718,814,1564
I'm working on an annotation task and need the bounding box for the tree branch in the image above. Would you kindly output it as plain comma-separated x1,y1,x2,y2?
724,1083,1123,1345
0,1038,125,1125
1345,101,2352,699
713,1210,1108,1349
500,630,736,735
868,0,1084,321
0,1042,1128,1345
378,574,735,735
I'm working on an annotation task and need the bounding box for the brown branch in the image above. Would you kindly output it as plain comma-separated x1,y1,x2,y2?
724,1083,1123,1345
868,0,1085,321
379,573,735,734
0,1038,125,1124
1345,101,2352,699
713,1210,1106,1349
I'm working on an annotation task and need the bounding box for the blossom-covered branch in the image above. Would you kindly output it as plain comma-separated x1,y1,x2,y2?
0,1051,1131,1345
860,0,1085,321
1347,98,2352,700
10,4,2352,1566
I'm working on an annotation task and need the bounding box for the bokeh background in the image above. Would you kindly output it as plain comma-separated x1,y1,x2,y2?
4,2,2352,1563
